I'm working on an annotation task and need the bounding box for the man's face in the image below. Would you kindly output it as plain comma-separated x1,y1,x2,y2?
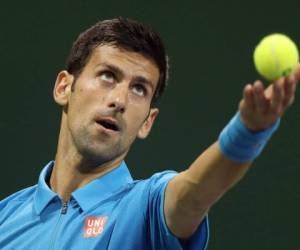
54,45,160,164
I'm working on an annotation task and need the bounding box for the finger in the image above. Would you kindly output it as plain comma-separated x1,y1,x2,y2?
292,64,300,83
242,84,255,111
270,78,284,113
253,80,268,114
264,82,273,100
283,75,296,107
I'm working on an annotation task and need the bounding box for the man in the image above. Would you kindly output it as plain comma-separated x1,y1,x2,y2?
0,17,299,249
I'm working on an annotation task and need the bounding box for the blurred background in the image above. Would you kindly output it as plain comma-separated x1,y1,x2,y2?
1,0,299,249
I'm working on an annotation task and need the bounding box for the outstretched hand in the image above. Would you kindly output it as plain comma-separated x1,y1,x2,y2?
239,65,300,131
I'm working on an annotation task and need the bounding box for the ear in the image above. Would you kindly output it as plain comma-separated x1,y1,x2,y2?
53,70,74,106
137,108,159,139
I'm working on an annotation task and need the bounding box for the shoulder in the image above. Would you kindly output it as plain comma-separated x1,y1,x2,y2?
147,170,178,193
135,170,178,187
124,170,178,204
0,185,37,226
117,170,178,201
0,185,37,210
149,170,178,183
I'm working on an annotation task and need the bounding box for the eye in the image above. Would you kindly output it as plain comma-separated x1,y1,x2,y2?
132,84,147,97
99,71,116,84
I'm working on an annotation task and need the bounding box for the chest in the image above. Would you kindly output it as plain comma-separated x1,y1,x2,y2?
0,199,150,250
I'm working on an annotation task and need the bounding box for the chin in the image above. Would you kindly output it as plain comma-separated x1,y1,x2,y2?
78,144,125,168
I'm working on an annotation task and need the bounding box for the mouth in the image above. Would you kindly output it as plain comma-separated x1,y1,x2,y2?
96,118,120,132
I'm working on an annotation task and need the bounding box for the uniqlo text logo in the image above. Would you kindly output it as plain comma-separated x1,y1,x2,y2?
84,216,108,238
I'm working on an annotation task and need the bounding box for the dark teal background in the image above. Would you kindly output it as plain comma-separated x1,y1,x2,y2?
1,1,300,249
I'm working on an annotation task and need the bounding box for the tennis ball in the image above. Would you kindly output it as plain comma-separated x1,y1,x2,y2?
253,33,299,81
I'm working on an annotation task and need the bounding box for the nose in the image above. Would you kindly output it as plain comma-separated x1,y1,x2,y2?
106,83,128,113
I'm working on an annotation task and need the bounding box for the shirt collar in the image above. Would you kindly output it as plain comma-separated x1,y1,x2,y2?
72,161,133,212
34,161,133,215
34,161,57,215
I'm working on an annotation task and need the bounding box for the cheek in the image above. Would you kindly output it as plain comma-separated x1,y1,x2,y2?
71,84,100,110
68,94,94,126
125,108,149,135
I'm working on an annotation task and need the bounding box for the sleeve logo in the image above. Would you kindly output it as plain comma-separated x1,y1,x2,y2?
84,216,108,238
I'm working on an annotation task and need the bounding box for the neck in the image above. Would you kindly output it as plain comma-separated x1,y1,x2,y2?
50,153,125,203
50,118,127,202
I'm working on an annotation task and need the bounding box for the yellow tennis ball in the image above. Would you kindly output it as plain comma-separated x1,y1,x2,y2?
253,33,299,81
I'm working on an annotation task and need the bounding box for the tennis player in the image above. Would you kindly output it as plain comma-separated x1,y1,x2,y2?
0,17,299,249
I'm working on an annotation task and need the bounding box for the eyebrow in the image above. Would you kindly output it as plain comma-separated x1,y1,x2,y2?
97,62,155,92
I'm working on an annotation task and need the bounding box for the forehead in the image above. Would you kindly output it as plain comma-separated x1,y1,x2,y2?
86,45,160,85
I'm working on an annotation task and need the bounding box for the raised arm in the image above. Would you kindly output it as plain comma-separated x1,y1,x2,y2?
164,65,300,239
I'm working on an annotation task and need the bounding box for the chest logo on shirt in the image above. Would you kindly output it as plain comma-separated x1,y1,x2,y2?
84,216,108,238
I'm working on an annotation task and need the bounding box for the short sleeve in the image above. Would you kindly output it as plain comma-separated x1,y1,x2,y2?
147,171,209,250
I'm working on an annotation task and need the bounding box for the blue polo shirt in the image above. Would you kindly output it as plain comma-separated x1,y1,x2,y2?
0,161,209,249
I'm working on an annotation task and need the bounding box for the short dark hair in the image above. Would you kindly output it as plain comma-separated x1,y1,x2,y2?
66,17,169,105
